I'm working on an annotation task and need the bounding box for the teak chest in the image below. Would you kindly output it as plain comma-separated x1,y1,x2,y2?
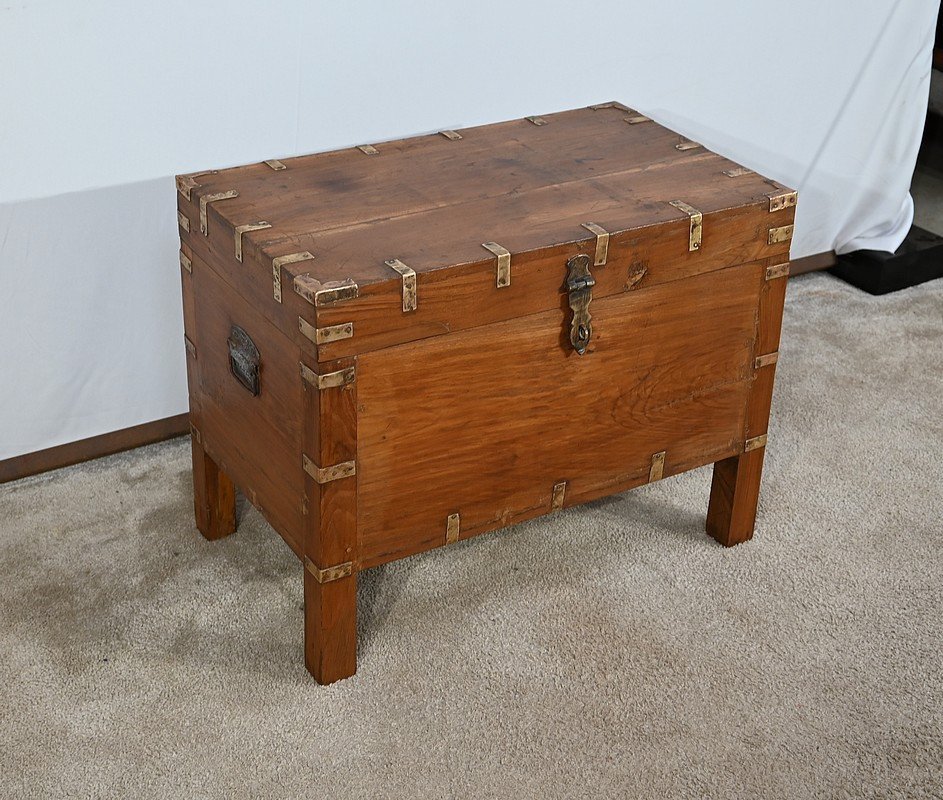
176,102,796,683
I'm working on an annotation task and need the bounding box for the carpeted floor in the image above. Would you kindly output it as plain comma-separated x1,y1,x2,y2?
1,271,941,799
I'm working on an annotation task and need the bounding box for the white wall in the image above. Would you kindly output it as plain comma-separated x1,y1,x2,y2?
0,0,935,460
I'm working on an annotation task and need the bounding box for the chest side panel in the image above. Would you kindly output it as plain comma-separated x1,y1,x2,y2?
355,263,763,568
188,253,305,554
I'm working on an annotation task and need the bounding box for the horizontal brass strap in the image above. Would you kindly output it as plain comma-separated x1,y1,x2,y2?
304,557,353,584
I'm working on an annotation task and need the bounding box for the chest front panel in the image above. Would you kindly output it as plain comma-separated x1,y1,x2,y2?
354,262,764,568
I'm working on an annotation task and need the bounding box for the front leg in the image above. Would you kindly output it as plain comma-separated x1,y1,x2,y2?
304,562,357,684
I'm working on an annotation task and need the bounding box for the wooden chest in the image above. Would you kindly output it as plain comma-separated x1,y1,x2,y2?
176,102,796,683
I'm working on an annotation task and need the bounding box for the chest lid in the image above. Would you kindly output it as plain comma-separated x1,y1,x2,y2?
177,102,796,362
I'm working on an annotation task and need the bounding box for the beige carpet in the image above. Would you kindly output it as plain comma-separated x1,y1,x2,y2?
1,272,941,799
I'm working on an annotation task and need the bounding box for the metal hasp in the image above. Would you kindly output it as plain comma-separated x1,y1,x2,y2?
227,325,260,396
384,258,418,312
565,253,595,355
669,200,703,251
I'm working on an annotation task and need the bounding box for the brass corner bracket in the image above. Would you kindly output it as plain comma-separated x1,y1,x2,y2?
482,241,511,288
669,200,703,252
304,557,354,584
271,252,316,303
302,455,356,484
580,222,610,266
768,190,798,213
384,258,418,312
294,275,359,307
300,363,355,390
745,434,768,453
199,190,239,236
234,221,272,263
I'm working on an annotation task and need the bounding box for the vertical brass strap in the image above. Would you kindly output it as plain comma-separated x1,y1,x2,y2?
649,451,666,482
446,513,461,544
271,252,316,303
384,258,418,312
668,200,702,252
551,482,567,511
482,242,511,288
233,221,272,262
580,222,610,266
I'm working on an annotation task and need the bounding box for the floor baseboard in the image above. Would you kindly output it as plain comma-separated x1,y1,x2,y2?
0,413,190,485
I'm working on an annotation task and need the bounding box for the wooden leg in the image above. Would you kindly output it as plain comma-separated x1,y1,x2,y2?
706,448,765,547
191,435,237,540
304,568,357,684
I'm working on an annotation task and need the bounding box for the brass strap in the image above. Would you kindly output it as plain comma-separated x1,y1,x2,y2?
754,352,780,369
581,222,610,266
263,159,286,171
445,513,461,544
439,130,462,140
304,557,354,584
768,225,795,245
357,144,379,155
525,116,547,126
668,200,703,252
551,481,567,511
234,221,272,263
300,364,355,390
177,211,190,233
675,140,701,151
649,451,666,482
766,262,790,280
271,252,316,303
184,335,196,358
745,434,768,452
176,170,218,200
384,258,418,312
482,242,511,288
302,455,356,484
199,190,239,235
179,251,192,273
625,114,651,124
768,190,798,212
723,166,754,177
299,317,352,346
294,275,359,307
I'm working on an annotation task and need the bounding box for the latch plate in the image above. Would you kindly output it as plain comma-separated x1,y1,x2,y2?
565,254,595,355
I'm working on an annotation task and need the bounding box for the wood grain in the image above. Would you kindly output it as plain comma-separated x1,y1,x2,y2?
356,263,762,568
302,355,358,684
188,252,305,554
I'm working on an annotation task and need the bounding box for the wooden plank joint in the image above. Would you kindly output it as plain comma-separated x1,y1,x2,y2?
304,557,354,584
302,455,356,484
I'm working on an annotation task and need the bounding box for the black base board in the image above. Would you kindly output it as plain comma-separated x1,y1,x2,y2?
829,226,943,295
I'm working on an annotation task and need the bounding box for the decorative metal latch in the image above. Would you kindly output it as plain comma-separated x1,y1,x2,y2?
228,325,260,395
565,254,595,355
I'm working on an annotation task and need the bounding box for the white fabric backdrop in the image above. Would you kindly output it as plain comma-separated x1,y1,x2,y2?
0,0,936,460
